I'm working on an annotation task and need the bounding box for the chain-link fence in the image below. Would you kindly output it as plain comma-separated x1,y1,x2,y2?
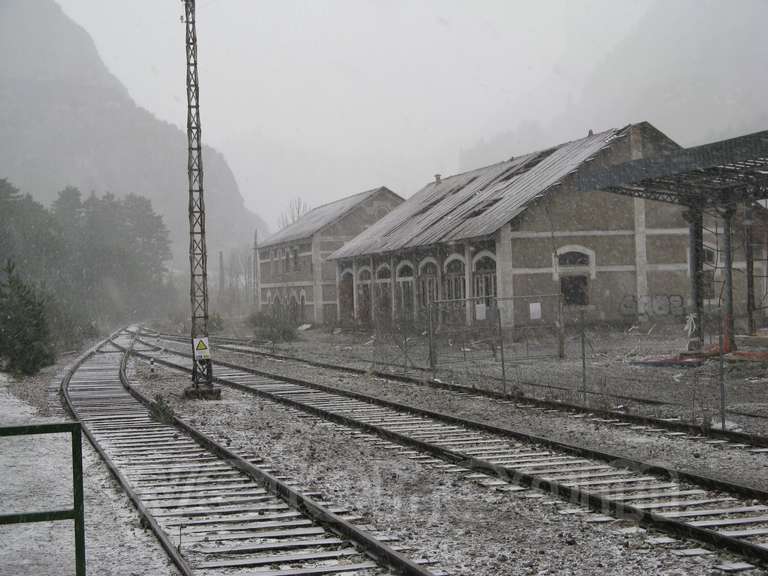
422,295,564,394
247,291,768,434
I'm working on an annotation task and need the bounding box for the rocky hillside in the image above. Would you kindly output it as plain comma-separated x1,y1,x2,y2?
0,0,267,264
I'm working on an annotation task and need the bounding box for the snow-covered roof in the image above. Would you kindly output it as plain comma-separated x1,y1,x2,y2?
261,186,397,248
330,126,635,259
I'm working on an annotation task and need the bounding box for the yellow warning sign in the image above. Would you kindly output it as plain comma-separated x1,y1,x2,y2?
193,337,211,360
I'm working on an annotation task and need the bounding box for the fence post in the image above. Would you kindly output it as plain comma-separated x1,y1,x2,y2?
402,326,409,373
580,308,587,405
558,297,566,359
427,303,436,372
71,424,86,576
497,303,507,396
719,323,726,431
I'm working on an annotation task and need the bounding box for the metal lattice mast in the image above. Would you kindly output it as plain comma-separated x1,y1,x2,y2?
184,0,213,386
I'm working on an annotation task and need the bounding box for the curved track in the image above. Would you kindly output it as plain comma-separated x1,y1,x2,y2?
61,332,438,576
137,334,768,567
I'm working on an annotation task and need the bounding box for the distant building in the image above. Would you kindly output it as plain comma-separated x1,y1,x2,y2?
331,122,768,328
257,187,403,324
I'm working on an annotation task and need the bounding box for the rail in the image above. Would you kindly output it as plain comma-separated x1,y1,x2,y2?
0,422,86,576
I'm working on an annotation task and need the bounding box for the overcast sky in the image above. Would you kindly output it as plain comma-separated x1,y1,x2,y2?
54,0,766,229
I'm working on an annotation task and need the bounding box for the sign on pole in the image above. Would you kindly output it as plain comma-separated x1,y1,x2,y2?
193,337,211,360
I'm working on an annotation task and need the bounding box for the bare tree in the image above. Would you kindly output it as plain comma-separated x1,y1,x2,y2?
279,197,310,229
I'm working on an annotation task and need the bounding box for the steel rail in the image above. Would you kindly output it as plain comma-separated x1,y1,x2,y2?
134,339,768,566
61,334,197,576
115,336,435,576
150,331,768,448
137,339,768,500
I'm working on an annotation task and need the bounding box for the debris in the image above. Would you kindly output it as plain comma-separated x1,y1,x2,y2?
630,355,705,368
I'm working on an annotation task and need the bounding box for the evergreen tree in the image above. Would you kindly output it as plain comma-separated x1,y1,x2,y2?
0,261,55,374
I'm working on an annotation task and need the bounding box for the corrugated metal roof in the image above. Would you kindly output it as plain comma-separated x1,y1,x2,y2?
330,127,630,259
260,186,396,248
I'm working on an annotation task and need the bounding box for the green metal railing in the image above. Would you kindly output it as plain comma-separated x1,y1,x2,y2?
0,422,85,575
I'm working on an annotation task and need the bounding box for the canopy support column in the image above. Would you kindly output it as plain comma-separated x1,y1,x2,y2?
744,207,756,335
722,207,736,352
685,208,704,350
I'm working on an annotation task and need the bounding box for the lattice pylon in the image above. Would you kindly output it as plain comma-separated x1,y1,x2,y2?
184,0,213,386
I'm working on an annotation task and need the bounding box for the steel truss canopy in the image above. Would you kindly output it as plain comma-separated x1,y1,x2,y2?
573,129,768,208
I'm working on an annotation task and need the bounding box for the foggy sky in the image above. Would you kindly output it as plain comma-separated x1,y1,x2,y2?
54,0,767,230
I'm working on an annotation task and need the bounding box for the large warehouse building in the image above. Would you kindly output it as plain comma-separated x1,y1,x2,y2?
330,122,768,329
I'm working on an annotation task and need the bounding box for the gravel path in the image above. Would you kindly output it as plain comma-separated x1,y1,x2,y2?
0,363,178,576
129,357,764,576
206,345,768,496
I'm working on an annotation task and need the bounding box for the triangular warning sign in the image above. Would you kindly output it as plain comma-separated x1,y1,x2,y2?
196,340,208,351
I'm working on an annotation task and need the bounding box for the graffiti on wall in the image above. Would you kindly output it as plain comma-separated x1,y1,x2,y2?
620,294,685,318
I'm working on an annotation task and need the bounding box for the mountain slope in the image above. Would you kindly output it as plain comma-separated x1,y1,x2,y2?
0,0,267,264
571,0,768,146
459,0,768,169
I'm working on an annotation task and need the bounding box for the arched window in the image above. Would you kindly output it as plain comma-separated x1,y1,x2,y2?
556,248,591,306
374,265,392,323
443,257,465,301
356,268,372,324
396,263,415,322
376,265,391,280
473,254,497,305
419,261,438,308
396,264,413,279
558,251,590,266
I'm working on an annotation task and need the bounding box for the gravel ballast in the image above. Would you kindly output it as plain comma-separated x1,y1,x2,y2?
129,357,764,576
206,344,768,495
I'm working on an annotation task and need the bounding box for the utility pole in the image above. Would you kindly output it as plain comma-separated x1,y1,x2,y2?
253,229,260,310
183,0,220,399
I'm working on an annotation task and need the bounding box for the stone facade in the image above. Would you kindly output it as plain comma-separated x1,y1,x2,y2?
257,188,403,324
332,124,768,329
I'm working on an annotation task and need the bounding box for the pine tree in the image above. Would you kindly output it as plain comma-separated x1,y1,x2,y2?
0,261,55,374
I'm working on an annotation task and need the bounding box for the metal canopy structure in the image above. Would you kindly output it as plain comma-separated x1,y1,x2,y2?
574,129,768,351
573,129,768,207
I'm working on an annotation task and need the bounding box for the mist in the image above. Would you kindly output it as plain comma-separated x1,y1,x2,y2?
24,0,768,228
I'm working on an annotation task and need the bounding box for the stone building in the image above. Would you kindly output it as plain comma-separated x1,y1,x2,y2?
257,186,403,324
330,122,768,328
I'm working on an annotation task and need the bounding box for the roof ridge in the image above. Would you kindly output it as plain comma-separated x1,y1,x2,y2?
434,126,620,185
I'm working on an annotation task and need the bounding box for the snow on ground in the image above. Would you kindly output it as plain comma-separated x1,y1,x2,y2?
0,367,178,576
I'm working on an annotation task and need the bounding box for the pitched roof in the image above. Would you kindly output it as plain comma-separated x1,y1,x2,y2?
330,126,635,259
260,186,396,248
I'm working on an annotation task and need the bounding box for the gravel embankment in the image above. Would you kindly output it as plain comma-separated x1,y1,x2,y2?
207,345,768,495
1,361,178,576
130,358,761,576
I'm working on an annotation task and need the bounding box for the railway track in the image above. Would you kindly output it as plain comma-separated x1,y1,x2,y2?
133,333,768,569
146,331,768,452
61,332,440,576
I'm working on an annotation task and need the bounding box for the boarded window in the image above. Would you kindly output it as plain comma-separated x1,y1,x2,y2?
561,275,589,306
704,247,716,265
702,269,716,300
